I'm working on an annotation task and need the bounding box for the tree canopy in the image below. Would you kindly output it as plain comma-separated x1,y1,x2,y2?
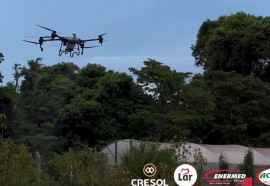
192,12,270,82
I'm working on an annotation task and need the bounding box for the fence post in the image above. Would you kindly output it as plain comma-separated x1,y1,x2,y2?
115,141,118,164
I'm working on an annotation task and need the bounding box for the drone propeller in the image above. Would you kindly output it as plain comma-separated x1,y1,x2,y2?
25,35,51,39
99,33,107,37
36,24,60,40
22,40,40,44
36,24,57,32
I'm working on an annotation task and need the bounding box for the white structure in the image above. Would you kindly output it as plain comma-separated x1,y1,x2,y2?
101,139,270,169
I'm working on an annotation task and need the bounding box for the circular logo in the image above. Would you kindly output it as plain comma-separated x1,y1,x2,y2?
174,164,197,186
256,169,270,185
143,163,157,178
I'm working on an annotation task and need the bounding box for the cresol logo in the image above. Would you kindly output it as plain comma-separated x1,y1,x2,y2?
256,169,270,185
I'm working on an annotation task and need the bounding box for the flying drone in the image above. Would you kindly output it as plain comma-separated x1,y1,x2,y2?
23,25,107,57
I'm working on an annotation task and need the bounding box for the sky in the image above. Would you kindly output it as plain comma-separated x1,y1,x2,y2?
1,0,270,84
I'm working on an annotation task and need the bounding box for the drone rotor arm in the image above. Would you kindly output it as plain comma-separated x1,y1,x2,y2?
81,38,98,42
43,38,62,42
83,46,99,49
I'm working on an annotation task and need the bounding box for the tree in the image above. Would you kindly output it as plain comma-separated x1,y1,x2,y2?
129,59,191,140
130,58,190,113
240,148,254,178
12,63,22,91
0,53,3,63
76,63,106,89
202,71,270,146
218,152,229,169
0,53,4,83
129,59,215,142
54,147,110,186
17,60,78,155
192,12,270,81
0,139,39,185
0,83,18,139
59,70,146,148
0,113,7,140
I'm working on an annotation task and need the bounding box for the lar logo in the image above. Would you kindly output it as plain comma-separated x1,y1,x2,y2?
256,169,270,185
143,163,157,178
174,164,197,186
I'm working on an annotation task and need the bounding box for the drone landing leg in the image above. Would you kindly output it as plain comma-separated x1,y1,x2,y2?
71,51,80,57
58,42,63,56
59,50,65,56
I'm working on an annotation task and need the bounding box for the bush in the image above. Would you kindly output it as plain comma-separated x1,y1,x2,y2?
45,145,131,186
218,152,229,169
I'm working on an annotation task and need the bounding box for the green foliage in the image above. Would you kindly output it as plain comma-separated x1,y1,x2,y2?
240,148,254,177
12,63,22,90
193,148,207,186
192,12,270,81
0,139,38,185
46,146,130,186
0,53,4,83
0,53,4,63
61,148,108,185
130,58,190,113
129,59,215,142
0,113,7,140
218,152,229,169
203,71,270,146
59,70,146,148
15,60,79,155
77,63,106,88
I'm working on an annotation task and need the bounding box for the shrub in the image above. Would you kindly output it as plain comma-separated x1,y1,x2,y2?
218,152,229,169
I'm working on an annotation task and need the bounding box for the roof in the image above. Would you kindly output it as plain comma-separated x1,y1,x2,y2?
101,139,270,166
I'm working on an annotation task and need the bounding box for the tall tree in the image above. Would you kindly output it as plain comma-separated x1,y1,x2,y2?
240,148,254,178
17,60,79,155
12,63,22,91
192,12,270,81
129,58,191,113
59,69,146,148
0,53,4,83
129,59,215,142
203,71,270,146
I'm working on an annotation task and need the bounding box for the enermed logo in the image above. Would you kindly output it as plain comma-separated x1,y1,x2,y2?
131,163,169,186
204,169,247,184
256,169,270,185
174,164,197,186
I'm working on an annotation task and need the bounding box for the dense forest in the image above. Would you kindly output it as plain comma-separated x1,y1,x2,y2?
0,12,270,185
